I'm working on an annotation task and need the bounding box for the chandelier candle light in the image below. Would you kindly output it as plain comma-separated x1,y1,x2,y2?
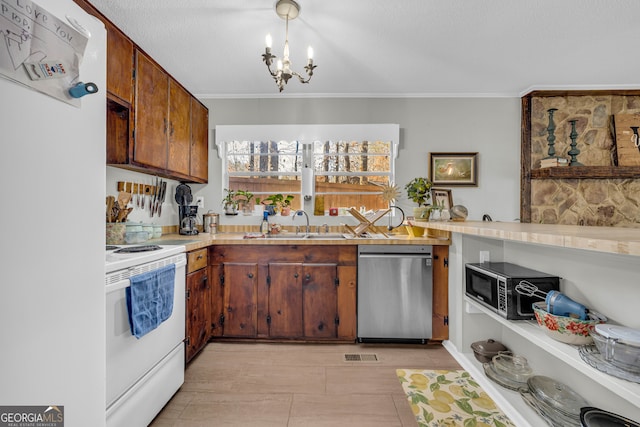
262,0,316,92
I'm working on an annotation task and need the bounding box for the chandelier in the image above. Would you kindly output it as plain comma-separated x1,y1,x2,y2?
262,0,316,92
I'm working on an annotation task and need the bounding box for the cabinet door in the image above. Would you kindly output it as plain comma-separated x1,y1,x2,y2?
72,0,134,104
134,51,168,169
432,245,449,340
302,263,338,339
190,98,209,182
337,265,357,340
186,268,210,363
209,263,223,337
105,20,133,104
167,80,191,177
268,263,303,338
222,263,258,337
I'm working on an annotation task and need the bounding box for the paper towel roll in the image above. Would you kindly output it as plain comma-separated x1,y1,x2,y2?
302,168,314,200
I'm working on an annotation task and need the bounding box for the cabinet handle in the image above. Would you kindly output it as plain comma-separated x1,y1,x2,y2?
170,122,175,136
305,274,311,281
163,118,167,134
248,273,254,279
294,273,299,278
197,254,203,260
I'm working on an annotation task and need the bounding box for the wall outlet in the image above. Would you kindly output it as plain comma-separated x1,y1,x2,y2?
195,196,204,209
479,250,490,263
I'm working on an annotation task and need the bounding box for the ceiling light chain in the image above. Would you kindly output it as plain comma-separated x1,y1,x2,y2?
262,0,316,92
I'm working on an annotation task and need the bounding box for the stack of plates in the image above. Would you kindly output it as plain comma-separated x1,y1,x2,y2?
483,353,532,390
520,376,589,427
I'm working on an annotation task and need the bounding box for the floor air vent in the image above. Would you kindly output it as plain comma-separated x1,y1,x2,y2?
344,353,378,362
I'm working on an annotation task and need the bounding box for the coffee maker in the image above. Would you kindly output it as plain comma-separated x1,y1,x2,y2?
179,205,199,235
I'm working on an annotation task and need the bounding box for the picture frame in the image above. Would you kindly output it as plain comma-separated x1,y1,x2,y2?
432,188,453,210
429,152,478,186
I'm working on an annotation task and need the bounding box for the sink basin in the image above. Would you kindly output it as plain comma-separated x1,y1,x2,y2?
266,233,346,239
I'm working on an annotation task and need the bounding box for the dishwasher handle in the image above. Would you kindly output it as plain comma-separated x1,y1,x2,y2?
359,253,432,259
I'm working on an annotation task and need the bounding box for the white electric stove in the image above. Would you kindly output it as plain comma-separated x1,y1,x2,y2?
105,244,187,427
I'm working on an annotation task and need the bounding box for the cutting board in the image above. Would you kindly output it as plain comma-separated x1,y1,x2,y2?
612,113,640,166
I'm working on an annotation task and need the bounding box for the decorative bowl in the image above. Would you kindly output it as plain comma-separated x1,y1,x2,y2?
533,301,606,345
405,225,425,237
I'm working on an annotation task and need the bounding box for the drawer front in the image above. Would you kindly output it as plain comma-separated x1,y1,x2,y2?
187,248,207,273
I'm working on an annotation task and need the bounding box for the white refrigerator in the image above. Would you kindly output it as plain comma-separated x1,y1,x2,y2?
0,1,106,426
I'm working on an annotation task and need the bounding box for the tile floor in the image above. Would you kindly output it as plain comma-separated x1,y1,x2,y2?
149,342,461,427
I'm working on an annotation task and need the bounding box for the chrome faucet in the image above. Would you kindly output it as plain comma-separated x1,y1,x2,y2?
293,210,310,234
317,223,329,234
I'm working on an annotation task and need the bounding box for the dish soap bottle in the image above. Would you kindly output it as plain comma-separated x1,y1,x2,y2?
260,211,270,235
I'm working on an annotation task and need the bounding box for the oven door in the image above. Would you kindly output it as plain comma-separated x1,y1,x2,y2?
105,254,186,409
465,264,499,312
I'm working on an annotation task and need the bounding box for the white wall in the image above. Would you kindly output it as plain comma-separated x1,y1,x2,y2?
198,97,522,225
107,97,522,228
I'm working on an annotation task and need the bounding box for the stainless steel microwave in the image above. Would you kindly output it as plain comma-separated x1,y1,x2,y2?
465,262,560,320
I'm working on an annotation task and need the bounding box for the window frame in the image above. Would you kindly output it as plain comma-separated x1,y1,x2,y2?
215,124,400,213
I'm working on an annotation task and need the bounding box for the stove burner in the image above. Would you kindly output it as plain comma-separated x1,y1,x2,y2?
114,245,162,254
106,245,120,251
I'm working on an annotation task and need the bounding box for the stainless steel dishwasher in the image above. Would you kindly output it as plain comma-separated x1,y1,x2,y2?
357,245,433,343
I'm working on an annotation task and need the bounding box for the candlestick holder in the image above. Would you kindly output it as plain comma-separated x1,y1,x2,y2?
568,119,583,166
545,108,558,159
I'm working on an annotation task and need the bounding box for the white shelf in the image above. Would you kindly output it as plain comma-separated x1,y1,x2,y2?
464,296,640,407
443,341,539,427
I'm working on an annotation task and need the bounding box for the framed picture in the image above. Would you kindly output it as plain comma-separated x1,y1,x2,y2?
429,152,478,186
432,188,453,210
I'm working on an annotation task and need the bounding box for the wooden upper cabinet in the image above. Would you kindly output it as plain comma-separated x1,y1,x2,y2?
134,51,169,170
167,81,191,177
190,99,209,182
105,20,133,104
73,0,209,182
73,1,133,104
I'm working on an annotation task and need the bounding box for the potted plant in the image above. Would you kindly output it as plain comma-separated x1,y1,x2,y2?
262,194,294,216
234,189,254,215
222,188,238,215
404,177,433,220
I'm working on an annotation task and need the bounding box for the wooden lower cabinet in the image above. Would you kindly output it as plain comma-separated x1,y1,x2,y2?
185,249,210,362
431,245,449,341
210,245,357,341
221,262,258,337
269,263,338,339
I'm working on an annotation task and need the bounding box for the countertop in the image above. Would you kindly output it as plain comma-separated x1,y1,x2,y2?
417,220,640,256
151,231,451,252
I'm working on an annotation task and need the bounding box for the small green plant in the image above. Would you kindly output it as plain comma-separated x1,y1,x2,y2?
222,188,236,207
234,189,254,208
405,177,433,207
262,194,294,208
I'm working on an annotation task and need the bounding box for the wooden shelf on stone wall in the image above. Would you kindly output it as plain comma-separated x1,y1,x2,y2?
530,165,640,179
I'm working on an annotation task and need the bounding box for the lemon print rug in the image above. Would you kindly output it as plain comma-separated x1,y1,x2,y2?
396,369,515,427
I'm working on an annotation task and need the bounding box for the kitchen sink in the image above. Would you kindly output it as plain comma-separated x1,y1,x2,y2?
266,233,347,239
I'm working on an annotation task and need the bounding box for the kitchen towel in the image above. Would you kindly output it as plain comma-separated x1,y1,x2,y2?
126,264,176,339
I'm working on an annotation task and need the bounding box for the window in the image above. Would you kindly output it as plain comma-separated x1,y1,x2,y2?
216,124,399,215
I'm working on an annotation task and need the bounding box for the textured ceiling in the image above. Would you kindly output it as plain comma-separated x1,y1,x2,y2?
87,0,640,98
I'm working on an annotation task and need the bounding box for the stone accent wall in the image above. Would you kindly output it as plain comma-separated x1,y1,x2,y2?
530,95,640,227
